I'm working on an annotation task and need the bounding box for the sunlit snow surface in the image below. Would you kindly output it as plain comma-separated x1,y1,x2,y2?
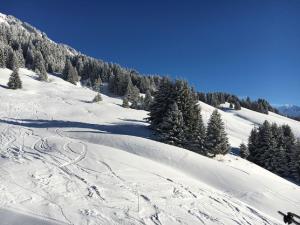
0,68,299,225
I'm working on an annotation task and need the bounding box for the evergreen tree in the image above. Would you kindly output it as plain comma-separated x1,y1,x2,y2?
33,51,48,81
247,128,259,162
290,139,300,182
234,101,241,110
0,44,5,68
229,102,233,109
186,104,206,154
7,50,18,70
257,121,277,169
240,143,249,159
63,59,79,84
143,90,152,111
205,110,230,156
39,69,48,81
122,97,129,108
157,102,184,146
93,93,102,102
130,99,139,109
148,77,174,127
7,68,22,89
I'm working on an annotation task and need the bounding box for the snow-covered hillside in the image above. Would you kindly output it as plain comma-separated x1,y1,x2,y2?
0,68,299,225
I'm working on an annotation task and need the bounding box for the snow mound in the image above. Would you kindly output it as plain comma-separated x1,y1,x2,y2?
0,68,299,225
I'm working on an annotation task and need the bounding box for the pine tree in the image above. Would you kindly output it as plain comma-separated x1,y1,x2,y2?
7,50,18,70
93,93,102,103
33,51,48,81
0,45,5,68
205,110,230,156
240,143,249,158
130,99,139,109
39,69,48,81
186,104,206,154
157,102,184,146
290,139,300,182
143,90,152,111
247,128,259,162
63,59,79,85
148,77,174,127
122,98,129,108
234,101,241,110
257,121,277,169
7,68,22,89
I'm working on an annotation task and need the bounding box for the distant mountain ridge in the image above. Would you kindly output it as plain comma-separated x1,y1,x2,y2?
277,105,300,118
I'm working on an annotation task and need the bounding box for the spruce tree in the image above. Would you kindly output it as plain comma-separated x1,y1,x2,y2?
63,59,79,85
7,68,22,89
240,143,249,159
122,98,129,108
148,77,174,127
157,102,184,146
290,139,300,182
205,110,230,156
234,101,241,110
143,90,152,111
93,93,102,103
257,121,277,169
247,128,259,162
7,50,18,70
186,104,206,154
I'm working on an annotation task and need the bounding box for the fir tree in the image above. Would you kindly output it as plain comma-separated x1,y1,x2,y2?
157,102,184,146
247,128,259,162
290,139,300,182
234,101,241,110
122,98,129,108
205,110,230,156
257,121,277,169
63,59,79,85
148,77,174,127
93,93,102,103
143,90,152,111
240,143,249,159
7,68,22,89
186,104,206,154
7,50,18,70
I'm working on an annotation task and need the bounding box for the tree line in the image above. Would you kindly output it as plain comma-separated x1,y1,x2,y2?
198,92,279,115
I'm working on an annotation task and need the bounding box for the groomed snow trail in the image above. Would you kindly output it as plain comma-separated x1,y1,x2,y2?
0,68,299,225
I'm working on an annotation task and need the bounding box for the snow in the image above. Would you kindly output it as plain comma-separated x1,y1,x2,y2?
0,12,9,26
201,102,300,147
0,68,299,225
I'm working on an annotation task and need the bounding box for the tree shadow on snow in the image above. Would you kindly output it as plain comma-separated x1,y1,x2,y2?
0,118,152,139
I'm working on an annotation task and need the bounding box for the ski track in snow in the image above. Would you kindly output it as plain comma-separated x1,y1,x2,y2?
0,68,298,224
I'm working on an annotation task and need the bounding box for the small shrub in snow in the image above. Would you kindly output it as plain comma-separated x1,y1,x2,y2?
93,93,102,103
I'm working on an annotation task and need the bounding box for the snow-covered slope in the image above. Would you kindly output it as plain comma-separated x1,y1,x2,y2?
0,68,299,225
200,102,300,147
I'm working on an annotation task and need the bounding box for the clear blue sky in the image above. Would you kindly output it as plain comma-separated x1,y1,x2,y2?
1,0,300,105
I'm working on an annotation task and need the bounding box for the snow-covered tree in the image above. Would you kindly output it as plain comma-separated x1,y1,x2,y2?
7,50,18,70
186,104,206,154
205,110,230,156
122,97,129,108
143,90,152,111
157,102,184,146
7,68,22,89
240,143,249,159
63,59,79,85
93,93,102,103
